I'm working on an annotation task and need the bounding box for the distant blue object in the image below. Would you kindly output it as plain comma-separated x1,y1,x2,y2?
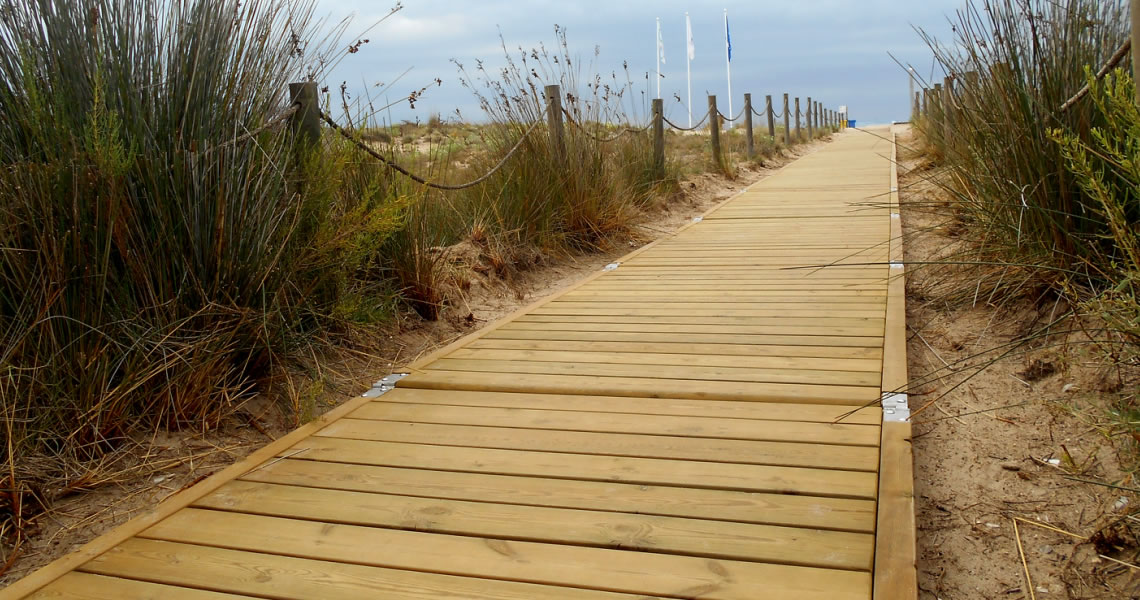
847,119,856,127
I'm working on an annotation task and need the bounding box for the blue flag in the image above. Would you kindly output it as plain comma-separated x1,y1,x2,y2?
725,16,732,62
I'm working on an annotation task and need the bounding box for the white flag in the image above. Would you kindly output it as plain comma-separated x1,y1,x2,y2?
657,19,666,64
686,14,695,60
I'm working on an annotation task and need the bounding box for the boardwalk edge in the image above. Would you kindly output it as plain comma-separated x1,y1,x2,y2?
872,128,919,599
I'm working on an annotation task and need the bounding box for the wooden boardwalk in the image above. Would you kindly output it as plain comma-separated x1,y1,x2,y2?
5,127,916,599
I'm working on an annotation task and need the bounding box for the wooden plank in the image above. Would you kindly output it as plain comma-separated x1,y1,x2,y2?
286,437,879,499
139,509,872,600
420,358,882,388
196,480,875,570
315,419,880,471
485,329,884,350
444,347,882,373
873,129,918,600
872,423,917,599
398,370,881,405
348,401,880,445
246,458,878,533
30,573,249,600
467,338,884,360
560,292,887,301
501,321,884,338
512,315,885,331
374,388,883,425
532,304,886,318
83,538,653,600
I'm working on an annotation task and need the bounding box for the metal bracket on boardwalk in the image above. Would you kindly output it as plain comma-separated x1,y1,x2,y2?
882,392,910,422
361,373,409,398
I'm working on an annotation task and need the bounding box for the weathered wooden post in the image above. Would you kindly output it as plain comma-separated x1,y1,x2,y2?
652,98,665,180
943,75,955,133
806,96,814,139
965,71,979,113
765,94,775,139
922,88,929,116
794,97,802,142
544,84,565,165
782,93,790,146
743,93,755,157
288,81,320,151
816,102,822,133
708,95,723,168
914,92,921,118
933,82,943,126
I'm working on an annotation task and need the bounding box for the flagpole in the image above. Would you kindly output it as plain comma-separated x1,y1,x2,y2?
656,17,662,100
724,8,733,125
685,13,692,127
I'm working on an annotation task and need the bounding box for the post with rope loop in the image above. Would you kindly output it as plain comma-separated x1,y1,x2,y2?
794,97,802,143
743,93,755,158
652,98,665,180
782,94,791,146
815,102,822,135
765,95,775,140
544,84,566,167
806,96,814,140
708,95,723,169
288,81,320,153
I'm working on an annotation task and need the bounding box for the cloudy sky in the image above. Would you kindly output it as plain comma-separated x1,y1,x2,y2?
316,0,964,126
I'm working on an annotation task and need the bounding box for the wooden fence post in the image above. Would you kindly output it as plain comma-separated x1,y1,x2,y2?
766,95,775,139
794,97,802,142
708,95,723,168
816,102,822,134
544,84,565,165
933,82,943,125
914,92,921,118
965,71,979,113
288,81,320,151
922,88,928,116
944,76,955,134
744,93,755,157
782,93,791,145
806,96,814,140
652,98,665,180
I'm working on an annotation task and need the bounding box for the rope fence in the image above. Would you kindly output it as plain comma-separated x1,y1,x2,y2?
318,109,542,191
281,81,846,193
561,107,651,143
663,113,710,131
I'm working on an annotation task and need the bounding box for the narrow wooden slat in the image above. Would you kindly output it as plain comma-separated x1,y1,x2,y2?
139,509,872,600
398,370,880,405
30,573,249,600
482,328,885,350
373,388,884,425
444,347,882,373
196,480,875,570
287,437,879,499
315,418,880,471
467,338,883,360
421,358,882,388
83,539,651,600
501,321,884,338
246,459,877,533
348,402,881,446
